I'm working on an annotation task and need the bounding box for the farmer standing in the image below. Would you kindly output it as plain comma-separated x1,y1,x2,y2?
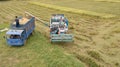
15,16,19,27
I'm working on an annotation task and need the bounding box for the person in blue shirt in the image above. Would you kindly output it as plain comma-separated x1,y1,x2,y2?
15,16,19,27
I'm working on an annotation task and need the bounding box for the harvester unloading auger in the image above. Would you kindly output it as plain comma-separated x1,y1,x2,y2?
25,12,73,42
50,14,73,42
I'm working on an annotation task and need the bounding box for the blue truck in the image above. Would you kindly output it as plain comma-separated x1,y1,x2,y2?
6,16,35,46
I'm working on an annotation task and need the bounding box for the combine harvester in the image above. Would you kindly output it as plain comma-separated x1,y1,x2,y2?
50,14,73,42
5,12,35,46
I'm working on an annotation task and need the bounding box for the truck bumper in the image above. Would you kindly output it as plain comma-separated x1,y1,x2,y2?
7,42,24,46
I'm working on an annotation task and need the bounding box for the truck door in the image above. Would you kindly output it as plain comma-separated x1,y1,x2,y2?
21,31,26,42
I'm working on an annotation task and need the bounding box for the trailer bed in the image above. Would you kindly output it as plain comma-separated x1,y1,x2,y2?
13,17,29,25
11,17,32,30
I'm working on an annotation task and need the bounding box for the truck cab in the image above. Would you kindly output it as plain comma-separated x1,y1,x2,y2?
5,14,35,46
6,30,26,46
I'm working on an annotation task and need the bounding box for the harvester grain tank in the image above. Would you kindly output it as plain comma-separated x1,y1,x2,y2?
5,14,35,46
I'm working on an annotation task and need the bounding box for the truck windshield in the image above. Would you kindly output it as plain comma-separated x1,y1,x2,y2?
7,35,21,39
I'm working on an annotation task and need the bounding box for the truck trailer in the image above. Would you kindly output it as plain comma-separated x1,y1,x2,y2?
6,15,35,46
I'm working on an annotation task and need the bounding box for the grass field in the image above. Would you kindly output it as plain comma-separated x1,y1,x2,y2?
0,24,84,67
34,0,120,17
0,0,120,67
95,0,120,3
30,2,116,18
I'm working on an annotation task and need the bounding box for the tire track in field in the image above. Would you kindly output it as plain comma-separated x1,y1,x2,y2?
0,6,10,21
0,4,18,22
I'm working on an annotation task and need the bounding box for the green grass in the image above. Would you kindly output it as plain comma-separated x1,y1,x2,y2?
75,54,100,67
0,25,84,67
0,24,8,29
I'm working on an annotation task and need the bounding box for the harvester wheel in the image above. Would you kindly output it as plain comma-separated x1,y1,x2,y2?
50,40,53,44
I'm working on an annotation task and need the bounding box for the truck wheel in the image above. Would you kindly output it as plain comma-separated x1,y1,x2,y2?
23,40,26,46
31,30,35,35
31,32,33,35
